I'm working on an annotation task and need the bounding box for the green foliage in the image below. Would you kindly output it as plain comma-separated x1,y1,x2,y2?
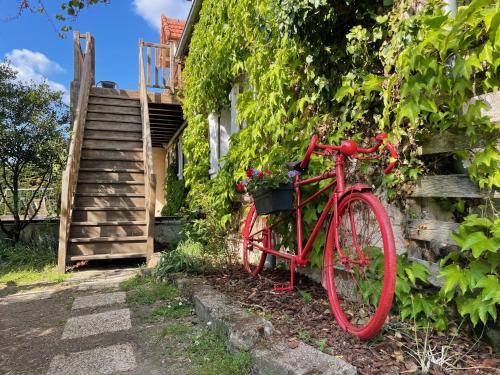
0,63,67,242
188,330,252,375
0,237,65,286
162,164,186,216
10,0,110,35
182,0,500,265
440,215,500,326
153,239,205,277
394,255,448,330
120,276,180,306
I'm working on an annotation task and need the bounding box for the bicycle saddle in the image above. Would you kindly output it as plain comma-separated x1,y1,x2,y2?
286,161,306,172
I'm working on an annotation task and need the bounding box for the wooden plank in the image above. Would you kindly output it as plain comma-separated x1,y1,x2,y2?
69,252,147,261
154,48,159,88
147,46,151,87
142,41,170,49
410,174,500,198
406,219,458,245
421,129,497,155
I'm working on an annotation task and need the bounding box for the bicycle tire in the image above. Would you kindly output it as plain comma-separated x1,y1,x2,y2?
242,204,268,277
324,191,396,340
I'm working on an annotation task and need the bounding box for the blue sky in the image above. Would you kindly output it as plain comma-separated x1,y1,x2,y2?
0,0,192,103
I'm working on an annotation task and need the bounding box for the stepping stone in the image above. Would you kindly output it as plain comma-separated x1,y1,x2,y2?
72,292,126,310
47,343,136,375
62,309,131,340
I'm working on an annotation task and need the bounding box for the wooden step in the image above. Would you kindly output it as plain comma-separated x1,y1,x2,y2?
83,139,143,149
89,96,141,107
81,149,143,161
85,129,142,141
70,235,147,243
80,159,144,170
85,120,142,132
76,181,145,194
69,252,147,261
87,104,141,116
74,194,145,207
70,223,147,237
68,240,147,257
86,112,141,124
79,170,144,182
72,207,146,221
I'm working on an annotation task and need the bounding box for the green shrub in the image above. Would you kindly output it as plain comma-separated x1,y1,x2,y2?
153,239,205,278
162,164,187,216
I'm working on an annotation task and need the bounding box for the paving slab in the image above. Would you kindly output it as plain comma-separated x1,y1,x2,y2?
47,343,136,375
72,292,126,310
62,308,132,339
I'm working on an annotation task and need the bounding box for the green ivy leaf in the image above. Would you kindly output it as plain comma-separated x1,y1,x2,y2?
439,264,468,297
477,275,500,304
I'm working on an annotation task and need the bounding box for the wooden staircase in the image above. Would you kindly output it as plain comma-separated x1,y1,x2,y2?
68,88,148,261
58,32,183,272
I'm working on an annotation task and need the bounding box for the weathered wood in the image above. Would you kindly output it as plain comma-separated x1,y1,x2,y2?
70,224,146,238
88,96,141,107
58,32,94,273
84,129,142,140
154,48,159,87
87,104,140,115
406,219,459,245
147,46,151,87
85,120,142,134
410,174,500,198
69,252,147,261
72,207,145,222
421,129,498,155
86,112,142,123
138,40,158,267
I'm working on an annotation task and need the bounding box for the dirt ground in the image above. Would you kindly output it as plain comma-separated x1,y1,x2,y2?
0,270,198,375
205,267,500,375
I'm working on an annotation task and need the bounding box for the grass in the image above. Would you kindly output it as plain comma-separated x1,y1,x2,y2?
0,241,67,286
188,330,252,375
160,323,194,339
152,302,192,320
120,275,180,306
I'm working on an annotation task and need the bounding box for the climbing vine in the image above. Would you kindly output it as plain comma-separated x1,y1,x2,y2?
181,0,500,328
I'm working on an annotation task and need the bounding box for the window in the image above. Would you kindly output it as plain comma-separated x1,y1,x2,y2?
177,140,184,180
208,83,243,178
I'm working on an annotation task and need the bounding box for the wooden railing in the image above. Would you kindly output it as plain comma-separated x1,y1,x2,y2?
58,32,95,273
138,40,157,264
139,40,179,91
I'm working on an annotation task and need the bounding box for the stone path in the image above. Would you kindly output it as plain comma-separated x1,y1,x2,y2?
0,269,194,375
48,292,136,374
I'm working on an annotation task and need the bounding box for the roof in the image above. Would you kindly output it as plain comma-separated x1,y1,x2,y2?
161,16,186,42
176,0,203,59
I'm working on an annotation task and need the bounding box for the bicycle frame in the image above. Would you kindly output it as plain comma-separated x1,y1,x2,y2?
248,152,363,269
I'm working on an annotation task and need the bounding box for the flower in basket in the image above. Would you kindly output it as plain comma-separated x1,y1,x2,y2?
236,166,295,194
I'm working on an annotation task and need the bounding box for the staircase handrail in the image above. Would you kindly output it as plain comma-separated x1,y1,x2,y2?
57,32,95,273
138,39,157,263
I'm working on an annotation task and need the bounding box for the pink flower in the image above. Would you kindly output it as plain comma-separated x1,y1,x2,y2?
236,182,245,192
246,168,254,177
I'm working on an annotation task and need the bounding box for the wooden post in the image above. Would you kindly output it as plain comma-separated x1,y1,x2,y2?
154,48,159,88
169,43,175,90
147,46,151,87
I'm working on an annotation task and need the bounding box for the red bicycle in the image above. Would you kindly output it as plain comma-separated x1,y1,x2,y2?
242,133,398,340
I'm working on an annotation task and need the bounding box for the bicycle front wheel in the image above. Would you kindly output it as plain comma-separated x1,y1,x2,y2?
324,192,396,340
242,204,268,277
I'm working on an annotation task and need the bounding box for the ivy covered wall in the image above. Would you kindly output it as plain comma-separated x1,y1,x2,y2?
180,0,499,328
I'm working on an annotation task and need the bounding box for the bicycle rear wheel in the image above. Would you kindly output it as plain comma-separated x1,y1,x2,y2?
242,204,268,277
324,191,396,340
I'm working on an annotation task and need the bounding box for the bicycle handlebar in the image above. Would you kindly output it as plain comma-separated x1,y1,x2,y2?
301,133,398,174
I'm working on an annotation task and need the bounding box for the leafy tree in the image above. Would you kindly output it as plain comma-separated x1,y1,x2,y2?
9,1,110,35
0,63,68,243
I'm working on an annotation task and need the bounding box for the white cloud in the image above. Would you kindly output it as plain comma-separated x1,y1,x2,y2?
133,0,192,30
4,49,69,104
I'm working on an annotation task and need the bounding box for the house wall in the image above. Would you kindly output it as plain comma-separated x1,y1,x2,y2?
153,147,167,215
